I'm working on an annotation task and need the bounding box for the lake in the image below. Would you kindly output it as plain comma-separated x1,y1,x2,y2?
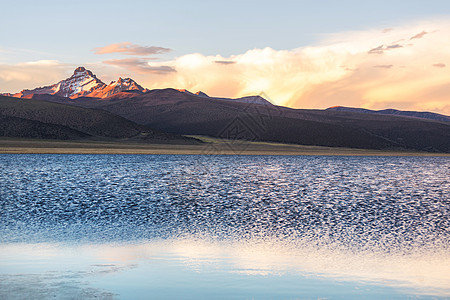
0,154,449,299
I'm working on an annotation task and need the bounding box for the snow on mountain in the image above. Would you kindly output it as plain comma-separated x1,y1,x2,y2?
59,67,106,98
14,67,106,98
11,67,147,99
90,77,148,98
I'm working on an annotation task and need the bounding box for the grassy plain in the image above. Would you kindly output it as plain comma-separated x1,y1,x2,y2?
1,137,448,156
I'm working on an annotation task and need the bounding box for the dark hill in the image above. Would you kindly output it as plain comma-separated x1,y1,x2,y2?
0,114,89,140
0,95,200,144
326,106,450,123
35,89,450,152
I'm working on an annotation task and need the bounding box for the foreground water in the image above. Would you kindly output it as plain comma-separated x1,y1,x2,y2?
0,154,449,299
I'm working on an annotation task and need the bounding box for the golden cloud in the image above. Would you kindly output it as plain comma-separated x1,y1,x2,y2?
94,42,171,56
125,19,450,115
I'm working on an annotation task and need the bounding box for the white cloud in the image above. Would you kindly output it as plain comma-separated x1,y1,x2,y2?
0,61,69,93
19,60,61,66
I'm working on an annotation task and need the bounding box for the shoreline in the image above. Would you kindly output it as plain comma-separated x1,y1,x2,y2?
1,138,449,156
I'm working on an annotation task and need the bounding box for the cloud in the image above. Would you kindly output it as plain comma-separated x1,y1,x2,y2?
19,60,61,66
214,60,236,65
373,64,394,69
103,58,175,74
94,42,171,56
386,44,403,49
432,63,446,68
368,45,384,54
410,31,428,40
368,44,403,54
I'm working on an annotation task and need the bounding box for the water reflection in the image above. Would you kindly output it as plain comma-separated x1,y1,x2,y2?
1,239,449,299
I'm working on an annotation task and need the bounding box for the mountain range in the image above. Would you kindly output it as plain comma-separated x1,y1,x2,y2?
326,106,450,123
6,67,148,99
1,67,449,152
3,67,271,106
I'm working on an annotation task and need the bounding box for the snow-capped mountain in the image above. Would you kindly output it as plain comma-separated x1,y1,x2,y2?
12,67,147,99
90,77,148,98
14,67,105,98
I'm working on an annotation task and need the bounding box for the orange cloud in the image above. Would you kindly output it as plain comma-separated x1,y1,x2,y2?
94,42,171,56
410,31,428,40
103,58,175,74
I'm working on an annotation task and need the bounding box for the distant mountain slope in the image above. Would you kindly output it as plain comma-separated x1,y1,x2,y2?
39,88,450,152
0,95,199,143
326,106,450,122
0,115,89,140
178,89,274,106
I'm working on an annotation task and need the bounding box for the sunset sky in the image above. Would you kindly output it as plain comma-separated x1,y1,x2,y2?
1,0,450,114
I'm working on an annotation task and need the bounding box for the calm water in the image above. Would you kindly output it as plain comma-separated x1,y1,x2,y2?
0,154,449,299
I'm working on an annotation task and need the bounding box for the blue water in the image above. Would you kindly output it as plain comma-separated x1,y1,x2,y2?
0,154,449,299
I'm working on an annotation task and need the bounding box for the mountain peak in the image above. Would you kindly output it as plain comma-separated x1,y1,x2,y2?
54,67,105,98
195,91,209,97
114,77,138,87
74,66,86,73
71,66,97,80
116,77,133,84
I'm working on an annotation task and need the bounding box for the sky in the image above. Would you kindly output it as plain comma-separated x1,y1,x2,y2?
1,0,450,114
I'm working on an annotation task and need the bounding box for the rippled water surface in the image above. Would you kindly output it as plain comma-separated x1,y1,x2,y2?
0,154,449,299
